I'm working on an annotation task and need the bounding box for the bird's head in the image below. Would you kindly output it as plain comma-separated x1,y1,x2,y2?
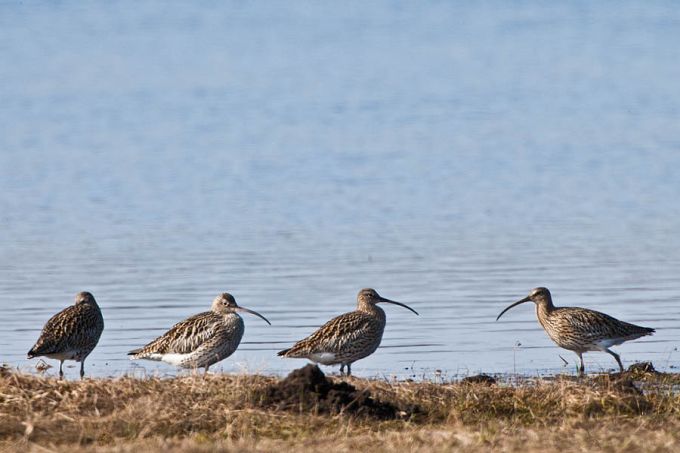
496,287,553,321
211,293,271,325
75,291,97,305
357,288,418,315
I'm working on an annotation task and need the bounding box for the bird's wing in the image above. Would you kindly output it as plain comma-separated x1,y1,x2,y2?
30,304,102,355
130,311,221,356
555,307,652,341
187,324,243,362
284,311,380,355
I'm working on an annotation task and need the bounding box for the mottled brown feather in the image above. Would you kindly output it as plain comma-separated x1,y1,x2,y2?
128,298,247,370
538,305,654,352
129,311,229,356
499,287,654,373
280,309,385,362
28,293,104,362
278,289,416,374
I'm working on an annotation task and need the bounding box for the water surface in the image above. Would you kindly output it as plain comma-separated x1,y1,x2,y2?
1,1,679,379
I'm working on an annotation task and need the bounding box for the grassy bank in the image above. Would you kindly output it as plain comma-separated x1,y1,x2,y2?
1,364,680,452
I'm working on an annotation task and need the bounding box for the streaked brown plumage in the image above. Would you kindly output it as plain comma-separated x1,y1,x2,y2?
496,287,655,374
128,293,270,373
277,288,418,375
28,291,104,379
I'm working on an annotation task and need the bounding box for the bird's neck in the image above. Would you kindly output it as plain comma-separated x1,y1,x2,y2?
212,309,236,319
535,300,556,324
358,302,386,321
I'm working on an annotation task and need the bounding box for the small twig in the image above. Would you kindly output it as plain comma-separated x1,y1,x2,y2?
559,355,569,367
665,347,677,369
513,341,522,379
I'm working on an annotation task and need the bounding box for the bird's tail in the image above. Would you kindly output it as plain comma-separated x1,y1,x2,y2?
127,348,144,358
626,325,655,342
278,344,309,358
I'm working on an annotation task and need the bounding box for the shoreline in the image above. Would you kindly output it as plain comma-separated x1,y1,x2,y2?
13,355,666,383
2,363,680,452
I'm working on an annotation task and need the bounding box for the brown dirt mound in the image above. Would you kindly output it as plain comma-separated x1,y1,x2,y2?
627,361,657,374
461,374,497,385
259,365,402,419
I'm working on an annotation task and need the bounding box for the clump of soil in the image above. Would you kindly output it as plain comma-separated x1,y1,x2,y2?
591,371,646,397
627,362,657,374
259,365,401,419
461,374,497,385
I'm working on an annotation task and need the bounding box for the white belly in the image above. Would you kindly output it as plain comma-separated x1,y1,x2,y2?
147,353,192,366
45,351,79,362
593,337,624,350
309,352,338,365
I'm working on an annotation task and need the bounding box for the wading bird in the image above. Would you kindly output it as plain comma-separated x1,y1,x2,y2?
128,293,270,373
278,288,418,375
496,287,654,374
28,291,104,379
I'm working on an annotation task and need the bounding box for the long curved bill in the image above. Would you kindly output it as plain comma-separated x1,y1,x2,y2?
496,296,531,321
237,306,272,325
380,297,419,316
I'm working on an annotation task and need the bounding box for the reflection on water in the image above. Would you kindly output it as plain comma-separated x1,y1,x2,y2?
1,1,679,378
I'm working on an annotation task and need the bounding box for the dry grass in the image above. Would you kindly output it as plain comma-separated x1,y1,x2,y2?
2,364,680,452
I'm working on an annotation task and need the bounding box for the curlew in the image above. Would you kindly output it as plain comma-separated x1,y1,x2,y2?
28,291,104,379
496,287,654,374
277,288,418,375
128,293,270,373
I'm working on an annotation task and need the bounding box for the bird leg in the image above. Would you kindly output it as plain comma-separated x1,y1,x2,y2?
605,348,624,372
59,361,64,379
80,361,85,379
340,364,345,375
576,353,585,376
346,363,352,376
204,365,210,377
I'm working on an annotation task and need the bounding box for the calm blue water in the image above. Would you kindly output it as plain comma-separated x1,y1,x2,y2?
1,1,679,379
